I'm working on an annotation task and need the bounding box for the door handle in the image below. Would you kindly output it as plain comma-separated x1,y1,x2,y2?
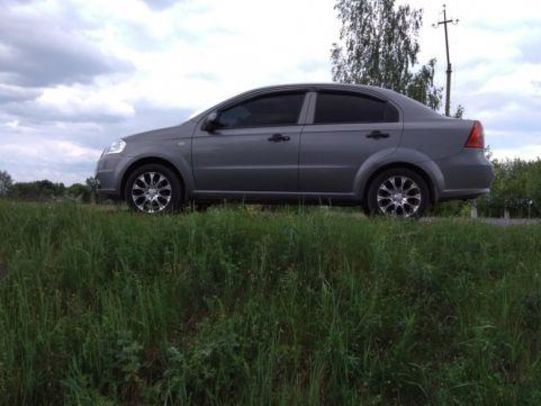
366,130,390,139
268,133,290,142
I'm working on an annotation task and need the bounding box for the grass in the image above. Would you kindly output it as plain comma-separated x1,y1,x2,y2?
1,201,541,404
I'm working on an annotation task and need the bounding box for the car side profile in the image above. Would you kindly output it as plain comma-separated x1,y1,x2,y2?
95,83,494,217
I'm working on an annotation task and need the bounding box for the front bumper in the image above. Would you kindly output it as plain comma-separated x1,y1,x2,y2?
95,154,127,200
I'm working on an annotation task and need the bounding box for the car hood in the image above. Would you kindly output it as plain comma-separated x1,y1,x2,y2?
124,120,195,143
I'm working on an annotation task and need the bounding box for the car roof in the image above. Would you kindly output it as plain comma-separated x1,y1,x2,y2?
244,82,395,96
191,82,445,122
208,83,397,110
249,82,379,90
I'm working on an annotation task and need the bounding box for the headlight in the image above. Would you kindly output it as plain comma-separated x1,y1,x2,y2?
105,139,126,155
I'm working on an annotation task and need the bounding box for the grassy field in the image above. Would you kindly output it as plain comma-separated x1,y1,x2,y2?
1,202,541,405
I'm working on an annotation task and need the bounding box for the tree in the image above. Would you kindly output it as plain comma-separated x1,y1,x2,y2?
331,0,442,110
0,170,13,196
453,105,465,119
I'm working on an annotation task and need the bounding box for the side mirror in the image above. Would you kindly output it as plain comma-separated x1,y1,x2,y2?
202,111,219,132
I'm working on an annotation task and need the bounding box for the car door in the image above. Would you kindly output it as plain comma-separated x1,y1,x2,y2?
192,91,307,193
299,90,403,194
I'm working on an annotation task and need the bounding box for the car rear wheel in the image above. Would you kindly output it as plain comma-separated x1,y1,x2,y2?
125,164,182,214
366,168,429,218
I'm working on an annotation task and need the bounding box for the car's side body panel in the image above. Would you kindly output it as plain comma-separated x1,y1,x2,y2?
299,122,403,193
399,119,476,160
190,91,311,193
191,125,302,192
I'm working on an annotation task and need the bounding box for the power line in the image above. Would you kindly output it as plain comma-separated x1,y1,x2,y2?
432,4,459,117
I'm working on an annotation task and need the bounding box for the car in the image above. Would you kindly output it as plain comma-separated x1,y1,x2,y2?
95,83,494,217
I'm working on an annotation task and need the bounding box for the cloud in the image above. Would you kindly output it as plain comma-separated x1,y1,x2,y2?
0,132,102,184
0,2,133,87
140,0,179,11
518,32,541,64
2,85,136,124
491,145,541,161
0,84,41,104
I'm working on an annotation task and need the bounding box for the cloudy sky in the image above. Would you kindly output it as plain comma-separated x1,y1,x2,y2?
1,0,540,184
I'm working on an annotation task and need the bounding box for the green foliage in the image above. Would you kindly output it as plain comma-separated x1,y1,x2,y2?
454,104,465,119
5,178,96,203
1,203,541,404
430,199,472,218
67,183,92,203
478,159,541,217
8,180,66,201
405,58,443,111
0,170,13,196
331,0,443,110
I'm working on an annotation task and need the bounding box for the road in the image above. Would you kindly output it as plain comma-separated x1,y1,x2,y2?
420,217,541,226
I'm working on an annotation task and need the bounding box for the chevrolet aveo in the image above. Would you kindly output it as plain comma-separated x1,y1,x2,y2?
96,83,494,217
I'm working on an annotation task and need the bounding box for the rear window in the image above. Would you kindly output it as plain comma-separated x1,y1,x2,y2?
314,92,399,124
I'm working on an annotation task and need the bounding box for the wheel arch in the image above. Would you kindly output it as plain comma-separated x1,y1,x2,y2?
120,157,188,200
361,162,438,205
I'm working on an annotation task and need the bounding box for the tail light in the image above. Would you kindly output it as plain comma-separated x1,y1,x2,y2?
465,121,484,149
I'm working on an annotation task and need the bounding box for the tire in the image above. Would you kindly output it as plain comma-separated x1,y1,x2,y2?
365,168,430,218
124,164,183,214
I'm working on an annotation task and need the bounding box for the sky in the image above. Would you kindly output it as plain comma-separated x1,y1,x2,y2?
0,0,540,185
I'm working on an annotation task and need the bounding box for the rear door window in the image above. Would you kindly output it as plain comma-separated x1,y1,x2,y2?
314,92,399,124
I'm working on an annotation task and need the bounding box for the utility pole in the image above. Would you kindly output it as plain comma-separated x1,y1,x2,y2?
433,5,459,117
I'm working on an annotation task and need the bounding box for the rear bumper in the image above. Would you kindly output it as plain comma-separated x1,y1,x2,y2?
439,187,491,201
436,150,494,201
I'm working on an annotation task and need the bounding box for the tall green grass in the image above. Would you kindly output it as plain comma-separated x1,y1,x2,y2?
0,201,541,404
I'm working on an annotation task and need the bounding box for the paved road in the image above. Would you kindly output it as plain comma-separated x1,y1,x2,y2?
420,217,541,226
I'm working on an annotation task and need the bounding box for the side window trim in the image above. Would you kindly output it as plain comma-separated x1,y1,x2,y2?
215,91,309,130
303,91,317,125
297,92,315,125
310,90,401,125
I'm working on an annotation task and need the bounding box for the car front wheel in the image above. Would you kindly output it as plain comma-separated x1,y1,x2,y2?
125,164,183,214
366,168,430,218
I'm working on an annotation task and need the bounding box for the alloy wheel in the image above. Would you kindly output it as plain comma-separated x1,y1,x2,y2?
130,171,172,213
376,175,422,217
